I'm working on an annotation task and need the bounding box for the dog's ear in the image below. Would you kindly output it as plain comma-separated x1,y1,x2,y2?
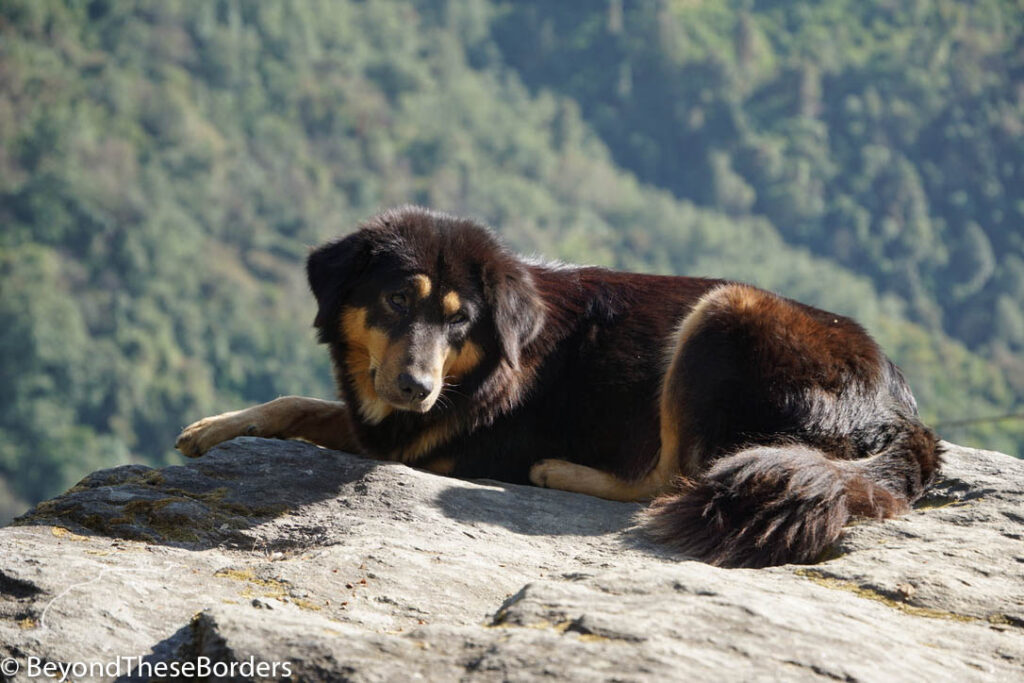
484,258,544,370
307,232,372,337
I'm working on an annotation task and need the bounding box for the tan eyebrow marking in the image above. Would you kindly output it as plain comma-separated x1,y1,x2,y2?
411,274,432,299
442,291,461,316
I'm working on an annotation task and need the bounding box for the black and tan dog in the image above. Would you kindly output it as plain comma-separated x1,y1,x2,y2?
177,206,941,568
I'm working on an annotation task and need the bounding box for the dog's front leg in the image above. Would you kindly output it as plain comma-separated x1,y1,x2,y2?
175,396,359,457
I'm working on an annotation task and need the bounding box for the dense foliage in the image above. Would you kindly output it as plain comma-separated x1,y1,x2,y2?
1,0,1021,516
492,0,1024,379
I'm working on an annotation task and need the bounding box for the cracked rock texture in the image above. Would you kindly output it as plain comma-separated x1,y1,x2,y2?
1,437,1022,681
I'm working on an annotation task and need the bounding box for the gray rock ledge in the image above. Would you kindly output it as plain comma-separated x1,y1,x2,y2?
1,438,1022,681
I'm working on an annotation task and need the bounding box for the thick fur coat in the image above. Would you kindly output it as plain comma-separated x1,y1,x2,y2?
178,207,942,568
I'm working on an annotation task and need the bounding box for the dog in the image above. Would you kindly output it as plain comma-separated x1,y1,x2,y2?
176,206,942,567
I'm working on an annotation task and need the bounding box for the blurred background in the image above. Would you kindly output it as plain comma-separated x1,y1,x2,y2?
1,0,1022,524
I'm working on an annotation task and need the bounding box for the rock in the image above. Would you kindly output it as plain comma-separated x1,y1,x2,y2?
0,437,1022,681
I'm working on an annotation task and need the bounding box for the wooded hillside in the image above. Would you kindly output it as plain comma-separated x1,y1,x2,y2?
1,0,1020,515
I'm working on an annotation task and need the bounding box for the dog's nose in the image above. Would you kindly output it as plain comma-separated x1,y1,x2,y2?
397,372,433,401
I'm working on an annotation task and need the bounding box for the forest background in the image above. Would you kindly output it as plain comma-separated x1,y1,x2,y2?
2,0,1022,523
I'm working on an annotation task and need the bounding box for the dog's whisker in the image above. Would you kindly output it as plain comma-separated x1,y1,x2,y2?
440,384,469,401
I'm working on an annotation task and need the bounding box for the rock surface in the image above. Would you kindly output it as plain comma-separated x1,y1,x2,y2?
1,438,1022,681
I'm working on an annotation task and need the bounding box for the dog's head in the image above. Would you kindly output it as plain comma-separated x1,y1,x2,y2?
308,207,543,421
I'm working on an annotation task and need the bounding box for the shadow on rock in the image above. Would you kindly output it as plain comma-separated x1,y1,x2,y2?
432,478,642,538
11,437,382,551
112,622,194,683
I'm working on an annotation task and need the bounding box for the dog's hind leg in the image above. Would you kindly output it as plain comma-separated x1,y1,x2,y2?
175,396,359,457
529,456,675,502
529,285,734,502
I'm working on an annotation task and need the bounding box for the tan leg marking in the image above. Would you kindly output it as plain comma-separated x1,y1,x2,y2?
175,396,359,458
530,459,674,502
659,286,730,477
662,284,763,475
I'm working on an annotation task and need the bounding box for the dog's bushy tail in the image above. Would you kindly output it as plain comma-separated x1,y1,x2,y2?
641,420,942,568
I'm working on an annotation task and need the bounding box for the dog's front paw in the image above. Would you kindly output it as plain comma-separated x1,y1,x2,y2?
175,411,256,458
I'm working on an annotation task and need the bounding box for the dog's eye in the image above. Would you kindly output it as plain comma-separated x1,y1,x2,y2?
388,292,409,311
448,311,469,326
